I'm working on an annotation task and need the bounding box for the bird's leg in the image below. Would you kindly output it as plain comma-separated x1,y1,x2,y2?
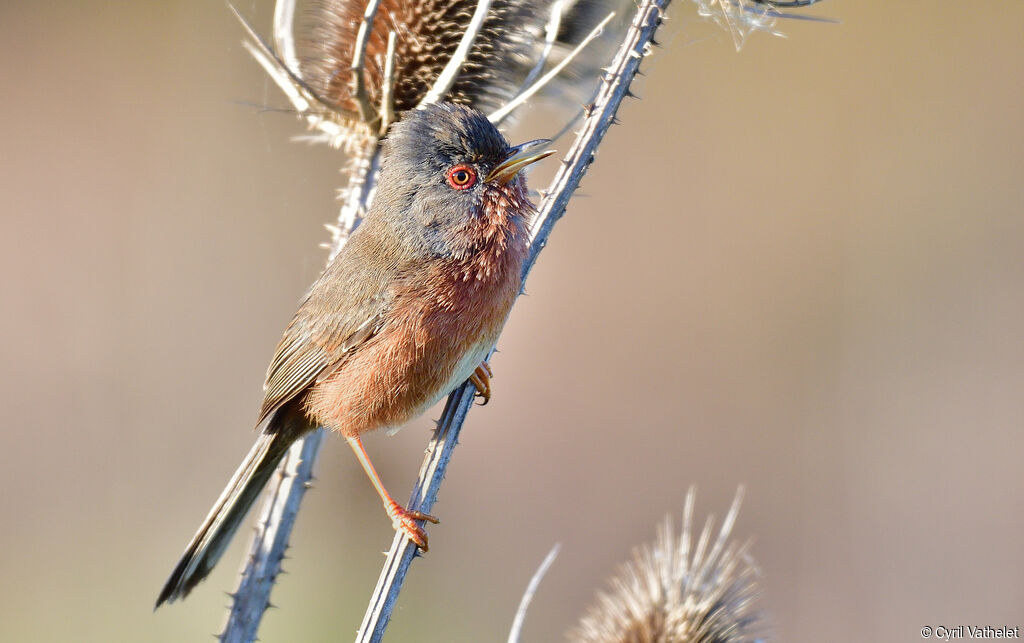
469,361,493,405
346,436,439,551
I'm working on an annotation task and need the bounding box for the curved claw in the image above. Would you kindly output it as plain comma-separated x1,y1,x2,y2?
388,503,439,551
470,362,493,405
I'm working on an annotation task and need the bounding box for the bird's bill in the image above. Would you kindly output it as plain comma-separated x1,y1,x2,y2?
485,139,556,185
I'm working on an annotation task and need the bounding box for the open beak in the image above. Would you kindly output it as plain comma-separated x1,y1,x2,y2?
485,139,556,185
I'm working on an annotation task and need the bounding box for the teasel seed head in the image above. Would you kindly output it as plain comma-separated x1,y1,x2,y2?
299,0,537,114
569,488,766,643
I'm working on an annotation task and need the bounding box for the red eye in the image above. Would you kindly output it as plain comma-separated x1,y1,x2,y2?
446,164,476,190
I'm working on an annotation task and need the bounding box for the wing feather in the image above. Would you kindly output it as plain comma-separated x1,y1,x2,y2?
255,228,399,426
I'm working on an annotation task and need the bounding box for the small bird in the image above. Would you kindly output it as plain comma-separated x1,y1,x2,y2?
156,103,553,607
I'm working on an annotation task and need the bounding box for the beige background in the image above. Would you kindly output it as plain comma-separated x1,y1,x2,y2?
2,1,1022,641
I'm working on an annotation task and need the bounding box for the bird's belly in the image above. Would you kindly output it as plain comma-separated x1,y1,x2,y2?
305,278,516,436
404,337,493,422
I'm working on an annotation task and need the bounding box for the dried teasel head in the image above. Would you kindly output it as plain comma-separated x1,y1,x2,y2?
299,0,543,116
569,488,765,643
250,0,627,148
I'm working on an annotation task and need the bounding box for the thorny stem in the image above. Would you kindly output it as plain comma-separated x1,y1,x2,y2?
219,430,325,643
357,0,673,639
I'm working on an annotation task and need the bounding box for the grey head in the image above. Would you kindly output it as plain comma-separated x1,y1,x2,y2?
369,102,553,258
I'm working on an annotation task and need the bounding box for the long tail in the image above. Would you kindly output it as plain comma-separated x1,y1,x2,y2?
155,407,307,607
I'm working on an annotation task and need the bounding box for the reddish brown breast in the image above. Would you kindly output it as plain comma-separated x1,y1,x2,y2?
304,183,532,436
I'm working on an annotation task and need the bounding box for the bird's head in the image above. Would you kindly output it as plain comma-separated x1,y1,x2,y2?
371,103,554,257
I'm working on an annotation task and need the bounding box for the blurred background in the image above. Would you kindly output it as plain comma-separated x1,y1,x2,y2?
2,1,1022,641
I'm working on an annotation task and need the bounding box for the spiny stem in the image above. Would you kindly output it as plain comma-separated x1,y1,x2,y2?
357,0,673,638
218,430,325,643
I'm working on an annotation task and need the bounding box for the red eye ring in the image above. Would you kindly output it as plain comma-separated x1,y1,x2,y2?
446,164,477,190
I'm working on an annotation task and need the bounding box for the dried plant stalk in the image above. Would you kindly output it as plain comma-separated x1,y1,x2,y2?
507,545,562,643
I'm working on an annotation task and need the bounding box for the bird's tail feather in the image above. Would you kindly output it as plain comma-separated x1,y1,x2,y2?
155,411,304,607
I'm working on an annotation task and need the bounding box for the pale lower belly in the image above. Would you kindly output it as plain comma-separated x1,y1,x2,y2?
385,339,494,435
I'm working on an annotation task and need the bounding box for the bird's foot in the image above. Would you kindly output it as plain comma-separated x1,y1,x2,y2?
387,501,439,551
469,361,493,405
